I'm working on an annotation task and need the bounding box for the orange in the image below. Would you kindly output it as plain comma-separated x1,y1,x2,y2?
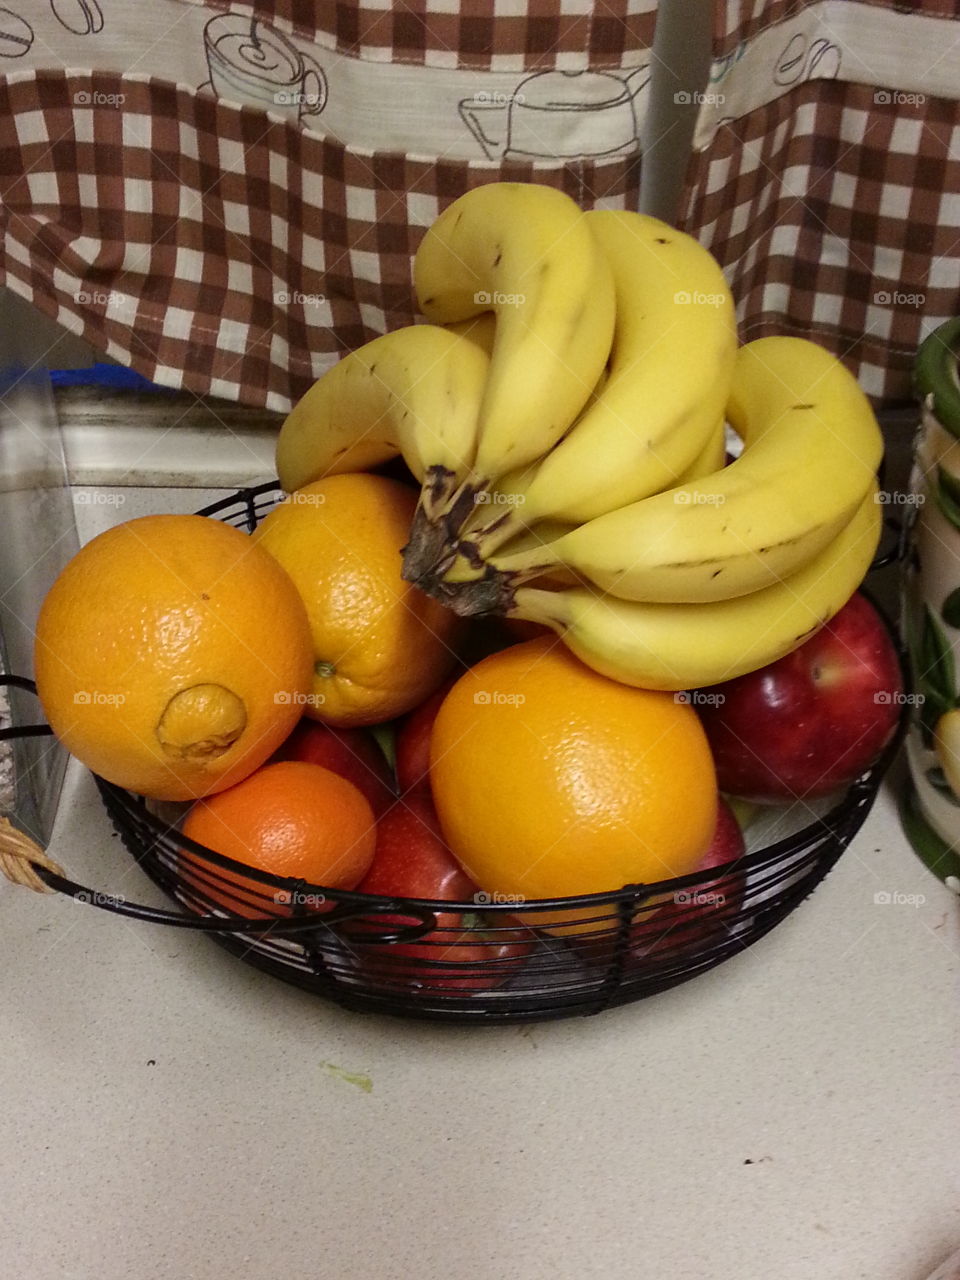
251,474,461,726
179,760,376,917
429,638,717,933
34,515,313,801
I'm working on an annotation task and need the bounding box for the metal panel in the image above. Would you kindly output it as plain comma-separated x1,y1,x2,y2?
0,290,79,843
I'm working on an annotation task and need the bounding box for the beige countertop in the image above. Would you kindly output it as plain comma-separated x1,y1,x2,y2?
1,484,958,1280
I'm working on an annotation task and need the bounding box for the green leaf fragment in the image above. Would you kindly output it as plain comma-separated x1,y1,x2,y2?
320,1061,374,1092
942,586,960,630
899,780,960,882
934,466,960,531
918,605,957,706
369,722,397,771
924,766,960,806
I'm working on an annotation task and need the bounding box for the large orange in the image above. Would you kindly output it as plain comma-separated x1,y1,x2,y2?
180,760,376,917
251,474,461,726
34,515,313,801
429,638,717,933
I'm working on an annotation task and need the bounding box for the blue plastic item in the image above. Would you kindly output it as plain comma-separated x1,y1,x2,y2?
47,362,172,392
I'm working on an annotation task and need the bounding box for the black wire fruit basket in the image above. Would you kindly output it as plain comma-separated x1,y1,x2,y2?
2,482,906,1025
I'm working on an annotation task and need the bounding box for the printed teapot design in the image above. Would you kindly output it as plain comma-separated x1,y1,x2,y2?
459,66,649,163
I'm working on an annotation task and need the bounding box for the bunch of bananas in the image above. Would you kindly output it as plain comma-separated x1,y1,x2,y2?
276,182,884,692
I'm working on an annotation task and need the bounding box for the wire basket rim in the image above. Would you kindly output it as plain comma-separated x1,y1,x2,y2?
0,479,905,970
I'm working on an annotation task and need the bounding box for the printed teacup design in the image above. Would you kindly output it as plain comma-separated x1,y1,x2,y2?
0,6,34,57
50,0,104,36
200,13,327,123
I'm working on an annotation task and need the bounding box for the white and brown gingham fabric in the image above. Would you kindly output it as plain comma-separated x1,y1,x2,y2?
3,0,960,411
681,0,960,405
226,0,655,70
0,1,653,412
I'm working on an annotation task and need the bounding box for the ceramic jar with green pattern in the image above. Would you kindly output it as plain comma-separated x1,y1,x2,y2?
900,317,960,891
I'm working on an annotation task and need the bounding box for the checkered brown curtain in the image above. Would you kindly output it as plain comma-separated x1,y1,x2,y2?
0,0,956,409
681,0,960,404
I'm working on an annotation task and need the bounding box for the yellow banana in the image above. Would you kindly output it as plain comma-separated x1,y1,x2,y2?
413,182,616,492
275,324,488,499
486,337,883,604
481,518,579,589
934,710,960,800
447,416,727,588
446,313,496,357
457,210,737,561
677,417,728,482
451,355,618,546
509,486,881,691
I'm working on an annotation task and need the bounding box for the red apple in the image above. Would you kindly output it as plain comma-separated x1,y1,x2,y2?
273,718,396,817
696,592,902,803
395,683,453,795
350,793,534,992
631,796,747,958
573,798,747,968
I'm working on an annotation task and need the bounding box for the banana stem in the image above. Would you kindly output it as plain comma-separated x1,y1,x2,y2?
440,545,489,585
444,473,490,531
432,539,556,610
488,540,562,579
405,567,506,617
457,504,528,562
509,587,570,632
417,464,460,524
415,553,539,617
402,466,482,584
402,504,453,585
444,573,514,617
